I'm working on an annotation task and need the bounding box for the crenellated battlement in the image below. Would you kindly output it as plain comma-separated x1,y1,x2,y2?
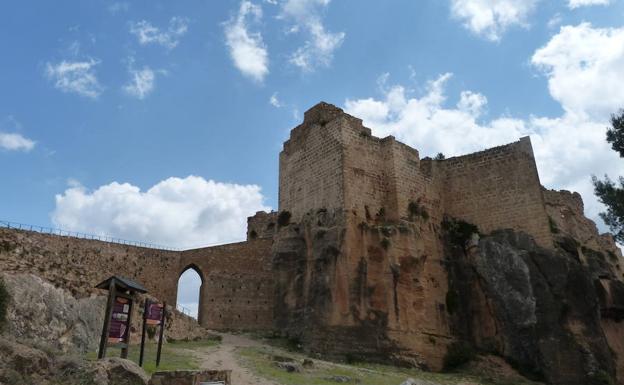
279,102,553,247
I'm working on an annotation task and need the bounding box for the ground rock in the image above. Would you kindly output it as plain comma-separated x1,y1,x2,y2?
95,357,150,385
275,360,303,372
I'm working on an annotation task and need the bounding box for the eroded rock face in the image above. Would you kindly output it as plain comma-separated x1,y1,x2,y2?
273,209,450,369
1,273,212,353
0,336,149,385
2,272,105,353
446,230,616,384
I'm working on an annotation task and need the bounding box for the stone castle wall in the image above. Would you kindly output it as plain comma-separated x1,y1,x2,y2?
179,239,274,330
438,137,553,248
279,103,552,248
279,108,348,222
0,227,275,332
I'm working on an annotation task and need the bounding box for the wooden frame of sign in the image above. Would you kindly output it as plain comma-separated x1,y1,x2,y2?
139,299,167,367
96,276,147,360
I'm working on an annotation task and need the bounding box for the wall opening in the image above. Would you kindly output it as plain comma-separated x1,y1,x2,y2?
176,264,204,321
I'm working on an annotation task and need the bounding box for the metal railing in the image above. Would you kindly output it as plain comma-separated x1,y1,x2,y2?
0,220,181,251
176,304,196,318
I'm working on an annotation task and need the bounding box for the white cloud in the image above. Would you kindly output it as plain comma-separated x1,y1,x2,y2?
568,0,611,8
45,59,102,98
129,17,189,50
52,176,270,248
123,66,156,99
108,2,129,14
449,0,540,41
0,132,35,152
177,269,201,318
280,0,345,71
224,1,269,82
344,70,623,228
531,23,624,119
270,92,282,107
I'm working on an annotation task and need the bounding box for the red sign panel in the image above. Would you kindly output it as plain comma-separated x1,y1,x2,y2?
108,296,131,343
146,302,164,325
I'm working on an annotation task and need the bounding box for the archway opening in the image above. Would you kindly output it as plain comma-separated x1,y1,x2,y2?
176,265,203,320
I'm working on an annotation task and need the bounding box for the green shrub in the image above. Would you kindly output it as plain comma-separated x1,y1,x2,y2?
441,217,479,248
443,341,475,371
435,153,446,160
0,278,9,331
277,211,291,227
380,237,391,250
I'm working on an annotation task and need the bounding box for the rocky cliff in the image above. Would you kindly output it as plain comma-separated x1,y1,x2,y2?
272,189,624,385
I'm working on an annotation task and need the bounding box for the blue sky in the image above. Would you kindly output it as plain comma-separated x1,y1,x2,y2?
2,0,624,314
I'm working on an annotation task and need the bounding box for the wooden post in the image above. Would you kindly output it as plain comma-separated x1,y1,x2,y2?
97,279,117,359
139,299,149,366
156,301,166,367
121,292,135,359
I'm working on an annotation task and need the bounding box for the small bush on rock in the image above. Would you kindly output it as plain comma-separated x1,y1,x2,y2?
442,217,479,249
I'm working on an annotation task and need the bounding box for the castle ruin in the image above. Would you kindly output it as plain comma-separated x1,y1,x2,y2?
2,102,624,385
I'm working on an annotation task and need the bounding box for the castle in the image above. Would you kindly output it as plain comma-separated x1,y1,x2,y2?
1,102,623,385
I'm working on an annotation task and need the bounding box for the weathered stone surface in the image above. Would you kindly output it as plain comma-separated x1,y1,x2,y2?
0,336,149,385
446,229,616,385
95,357,149,385
2,272,105,352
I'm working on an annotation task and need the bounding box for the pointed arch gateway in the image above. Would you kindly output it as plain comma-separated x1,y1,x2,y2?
176,263,206,323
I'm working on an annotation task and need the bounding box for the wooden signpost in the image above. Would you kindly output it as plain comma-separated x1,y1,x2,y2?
96,276,147,359
139,300,167,367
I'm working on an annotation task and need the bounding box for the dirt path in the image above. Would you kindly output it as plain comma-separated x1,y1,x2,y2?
194,332,278,385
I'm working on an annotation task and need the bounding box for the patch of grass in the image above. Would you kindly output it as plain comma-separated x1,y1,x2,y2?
237,346,538,385
86,339,219,375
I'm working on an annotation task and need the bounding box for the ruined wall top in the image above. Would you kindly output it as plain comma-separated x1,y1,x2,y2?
279,102,553,247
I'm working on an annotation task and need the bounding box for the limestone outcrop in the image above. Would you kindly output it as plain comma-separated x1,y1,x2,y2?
1,272,212,352
446,229,616,384
2,272,105,353
0,336,149,385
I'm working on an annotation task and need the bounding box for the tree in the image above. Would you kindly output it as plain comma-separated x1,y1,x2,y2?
593,109,624,243
607,109,624,157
